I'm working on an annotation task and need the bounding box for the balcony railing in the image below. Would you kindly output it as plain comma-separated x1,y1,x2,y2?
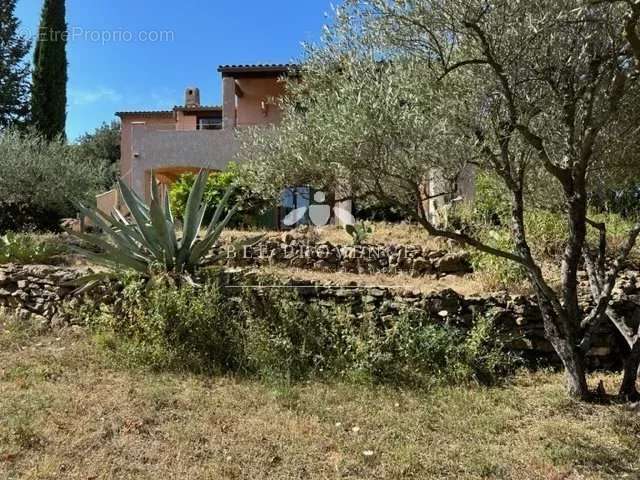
131,126,239,173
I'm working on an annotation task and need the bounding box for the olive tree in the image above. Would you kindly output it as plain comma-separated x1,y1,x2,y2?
240,0,640,401
0,129,106,231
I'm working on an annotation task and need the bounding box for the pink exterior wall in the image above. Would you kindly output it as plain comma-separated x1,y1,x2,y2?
175,111,198,131
235,77,286,126
119,114,175,187
115,72,287,204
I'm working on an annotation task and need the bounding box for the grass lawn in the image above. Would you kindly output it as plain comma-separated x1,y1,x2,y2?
1,325,639,480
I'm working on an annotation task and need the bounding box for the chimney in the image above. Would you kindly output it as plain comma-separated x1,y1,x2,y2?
185,87,201,108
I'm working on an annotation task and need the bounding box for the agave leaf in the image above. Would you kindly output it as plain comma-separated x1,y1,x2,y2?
64,272,113,287
176,171,209,269
118,178,151,220
149,175,176,263
67,237,150,273
76,204,141,254
64,272,114,296
117,178,163,258
65,217,151,265
72,279,101,296
162,183,174,224
189,204,240,263
180,170,209,249
112,207,131,226
161,187,179,255
204,185,235,236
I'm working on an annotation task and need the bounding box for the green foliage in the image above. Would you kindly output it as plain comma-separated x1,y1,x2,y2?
82,275,517,387
469,229,527,291
76,121,121,188
345,221,374,246
0,232,65,265
31,0,67,140
469,172,512,226
0,0,31,129
88,274,240,372
239,53,470,212
169,165,268,228
0,129,106,231
71,170,253,279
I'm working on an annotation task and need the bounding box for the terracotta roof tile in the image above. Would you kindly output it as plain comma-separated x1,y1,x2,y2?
115,110,174,117
217,63,298,74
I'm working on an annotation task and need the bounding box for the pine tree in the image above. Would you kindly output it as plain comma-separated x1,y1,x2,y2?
31,0,67,140
0,0,32,129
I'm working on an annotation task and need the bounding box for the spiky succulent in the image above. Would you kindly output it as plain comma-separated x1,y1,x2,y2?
70,170,256,279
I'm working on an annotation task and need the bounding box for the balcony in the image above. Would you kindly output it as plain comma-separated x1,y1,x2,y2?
132,126,239,172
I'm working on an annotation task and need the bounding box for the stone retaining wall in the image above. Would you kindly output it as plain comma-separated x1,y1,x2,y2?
234,269,640,369
0,264,93,327
214,237,473,277
2,263,638,369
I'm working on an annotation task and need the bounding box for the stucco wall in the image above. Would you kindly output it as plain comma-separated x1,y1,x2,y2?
130,128,239,199
175,111,198,131
236,77,286,126
119,115,175,188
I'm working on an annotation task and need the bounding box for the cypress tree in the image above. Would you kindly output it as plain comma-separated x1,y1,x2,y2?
31,0,67,140
0,0,32,129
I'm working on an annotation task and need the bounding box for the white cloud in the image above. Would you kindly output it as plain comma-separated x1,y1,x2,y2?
70,87,123,106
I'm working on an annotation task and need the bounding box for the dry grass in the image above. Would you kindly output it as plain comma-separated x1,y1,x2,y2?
221,223,452,250
1,321,639,480
259,266,485,296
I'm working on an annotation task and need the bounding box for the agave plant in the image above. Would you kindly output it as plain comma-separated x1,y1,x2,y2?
70,170,257,280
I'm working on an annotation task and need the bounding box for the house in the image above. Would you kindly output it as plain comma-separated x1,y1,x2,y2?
96,62,465,228
97,64,293,216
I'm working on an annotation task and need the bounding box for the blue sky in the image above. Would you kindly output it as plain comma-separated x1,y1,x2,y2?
15,0,336,140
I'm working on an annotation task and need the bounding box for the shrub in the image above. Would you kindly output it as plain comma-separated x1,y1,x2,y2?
75,120,121,189
460,172,639,290
0,129,106,231
0,232,66,265
469,228,527,291
470,172,511,226
169,164,270,228
81,275,518,387
87,273,241,372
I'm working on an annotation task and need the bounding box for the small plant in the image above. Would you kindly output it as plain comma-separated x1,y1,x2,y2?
70,170,261,282
82,274,517,386
88,273,239,372
345,221,374,246
0,232,65,265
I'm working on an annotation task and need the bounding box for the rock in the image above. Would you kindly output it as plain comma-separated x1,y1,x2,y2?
434,252,472,274
412,257,431,274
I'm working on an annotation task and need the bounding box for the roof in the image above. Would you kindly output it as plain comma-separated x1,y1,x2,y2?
117,105,222,118
173,105,222,113
217,63,298,75
115,110,174,118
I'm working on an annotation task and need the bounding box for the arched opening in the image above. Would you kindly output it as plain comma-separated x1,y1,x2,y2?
144,166,218,202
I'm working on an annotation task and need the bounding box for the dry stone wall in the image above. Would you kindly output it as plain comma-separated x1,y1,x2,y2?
1,263,639,369
0,264,95,328
214,238,473,276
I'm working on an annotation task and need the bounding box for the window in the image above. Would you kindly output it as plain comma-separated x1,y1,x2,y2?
197,117,222,130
